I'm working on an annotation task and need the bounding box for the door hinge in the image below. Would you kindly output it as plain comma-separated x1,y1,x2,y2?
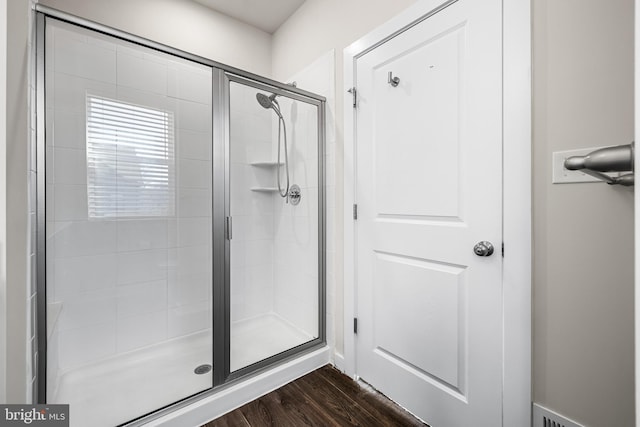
353,318,358,334
347,87,357,108
353,204,358,220
226,216,232,240
501,242,504,257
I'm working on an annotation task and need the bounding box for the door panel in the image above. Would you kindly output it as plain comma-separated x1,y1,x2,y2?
373,252,465,390
374,24,462,219
355,1,503,425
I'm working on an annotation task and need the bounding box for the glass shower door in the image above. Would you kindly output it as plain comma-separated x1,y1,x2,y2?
44,19,213,426
228,78,322,373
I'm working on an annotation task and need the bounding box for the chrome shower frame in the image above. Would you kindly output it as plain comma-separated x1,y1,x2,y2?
34,5,326,425
223,73,326,381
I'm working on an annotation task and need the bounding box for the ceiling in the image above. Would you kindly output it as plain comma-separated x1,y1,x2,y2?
193,0,306,33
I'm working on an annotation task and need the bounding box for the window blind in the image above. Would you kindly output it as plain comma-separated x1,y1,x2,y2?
86,95,175,219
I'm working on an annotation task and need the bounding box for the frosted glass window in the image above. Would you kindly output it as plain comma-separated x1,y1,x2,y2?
86,95,175,218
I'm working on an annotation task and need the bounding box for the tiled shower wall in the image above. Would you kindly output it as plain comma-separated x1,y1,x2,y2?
45,20,213,388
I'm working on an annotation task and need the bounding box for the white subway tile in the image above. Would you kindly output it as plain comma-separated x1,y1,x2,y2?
168,274,210,308
174,245,211,277
57,289,117,332
230,266,246,299
176,188,211,218
177,129,210,161
58,322,116,371
246,239,274,268
117,280,168,318
168,303,210,338
115,85,175,115
85,30,116,52
291,155,318,190
116,310,168,352
178,158,211,189
53,22,88,45
168,217,211,248
51,111,85,150
116,219,168,252
54,185,88,221
53,73,116,114
250,214,275,240
54,254,117,297
54,148,86,185
117,249,168,285
167,63,212,105
54,36,116,83
51,220,117,258
115,44,144,59
116,52,168,95
177,100,211,132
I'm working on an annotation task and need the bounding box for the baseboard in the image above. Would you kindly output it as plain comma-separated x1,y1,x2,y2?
333,351,345,372
532,403,585,427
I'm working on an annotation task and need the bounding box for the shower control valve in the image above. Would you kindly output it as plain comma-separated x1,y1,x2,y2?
288,184,301,206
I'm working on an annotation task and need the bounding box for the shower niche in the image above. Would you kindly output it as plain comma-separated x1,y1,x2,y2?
37,12,325,427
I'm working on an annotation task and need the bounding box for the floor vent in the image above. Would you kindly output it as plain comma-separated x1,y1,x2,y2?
533,404,585,427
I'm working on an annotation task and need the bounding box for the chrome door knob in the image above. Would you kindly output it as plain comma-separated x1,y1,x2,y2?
473,241,494,257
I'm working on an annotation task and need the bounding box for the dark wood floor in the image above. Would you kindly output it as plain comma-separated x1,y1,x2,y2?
202,365,427,427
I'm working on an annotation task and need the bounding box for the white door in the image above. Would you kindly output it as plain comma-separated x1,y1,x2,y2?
354,1,503,426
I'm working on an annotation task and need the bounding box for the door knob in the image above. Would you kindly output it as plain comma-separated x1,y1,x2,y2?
473,241,494,257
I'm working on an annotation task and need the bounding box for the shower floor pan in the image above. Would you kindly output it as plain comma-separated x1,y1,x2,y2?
230,313,314,371
53,313,312,427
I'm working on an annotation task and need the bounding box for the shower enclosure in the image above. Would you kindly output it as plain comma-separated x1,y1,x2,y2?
36,9,325,427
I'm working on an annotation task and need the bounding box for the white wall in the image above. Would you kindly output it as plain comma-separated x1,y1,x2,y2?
271,0,418,357
4,0,31,404
533,0,635,425
37,0,273,77
0,0,7,404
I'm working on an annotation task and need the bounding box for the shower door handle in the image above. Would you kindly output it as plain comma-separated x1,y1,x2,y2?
226,217,232,240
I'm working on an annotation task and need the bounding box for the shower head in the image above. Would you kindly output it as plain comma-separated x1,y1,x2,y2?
256,92,283,118
256,93,277,109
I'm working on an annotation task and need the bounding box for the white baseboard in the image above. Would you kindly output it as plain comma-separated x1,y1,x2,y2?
333,351,345,372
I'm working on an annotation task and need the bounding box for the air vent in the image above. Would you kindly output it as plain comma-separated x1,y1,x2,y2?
533,404,584,427
543,417,565,427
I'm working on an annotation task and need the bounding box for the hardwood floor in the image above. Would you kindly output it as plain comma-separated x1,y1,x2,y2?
202,365,427,427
